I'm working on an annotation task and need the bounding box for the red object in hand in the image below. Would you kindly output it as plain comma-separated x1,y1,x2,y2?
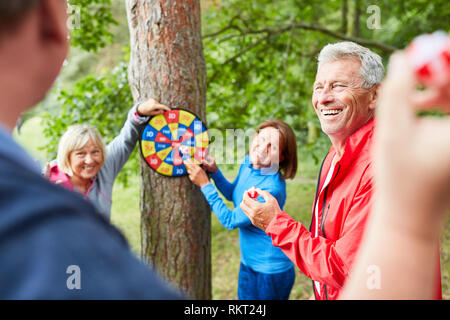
247,187,259,199
406,31,450,87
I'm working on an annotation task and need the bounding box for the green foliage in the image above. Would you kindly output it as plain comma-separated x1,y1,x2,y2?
203,0,341,161
373,0,450,49
202,0,449,163
42,0,450,178
40,1,134,184
68,0,118,53
41,61,138,185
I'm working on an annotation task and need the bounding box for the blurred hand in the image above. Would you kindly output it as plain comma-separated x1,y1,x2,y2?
201,155,218,174
240,188,282,231
412,57,450,111
374,52,450,237
184,159,210,188
137,98,171,116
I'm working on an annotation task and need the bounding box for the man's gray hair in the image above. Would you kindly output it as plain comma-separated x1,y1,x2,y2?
317,41,384,88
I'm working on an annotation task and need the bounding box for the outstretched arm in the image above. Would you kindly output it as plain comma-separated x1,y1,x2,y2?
102,98,170,179
185,160,252,229
202,156,237,201
241,183,373,290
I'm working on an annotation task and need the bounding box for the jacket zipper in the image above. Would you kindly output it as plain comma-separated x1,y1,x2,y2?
310,155,328,299
321,204,330,238
83,179,96,201
310,155,342,300
309,154,328,233
318,164,340,300
320,165,340,238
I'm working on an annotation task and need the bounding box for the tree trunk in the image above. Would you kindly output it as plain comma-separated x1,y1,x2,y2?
125,0,211,299
341,0,348,35
352,0,361,38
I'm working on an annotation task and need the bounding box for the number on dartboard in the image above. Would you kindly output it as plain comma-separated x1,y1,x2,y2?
194,123,202,131
140,108,209,177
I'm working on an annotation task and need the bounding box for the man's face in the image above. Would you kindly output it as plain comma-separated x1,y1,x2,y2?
312,58,376,143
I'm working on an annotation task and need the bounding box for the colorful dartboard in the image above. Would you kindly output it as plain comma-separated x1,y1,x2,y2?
140,108,209,177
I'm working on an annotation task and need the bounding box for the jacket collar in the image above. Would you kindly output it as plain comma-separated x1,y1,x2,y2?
329,117,375,168
48,163,74,191
49,162,97,194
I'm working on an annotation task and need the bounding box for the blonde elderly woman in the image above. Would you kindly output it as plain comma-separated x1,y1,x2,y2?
45,98,170,219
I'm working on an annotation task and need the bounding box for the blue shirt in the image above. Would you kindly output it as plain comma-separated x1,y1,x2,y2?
0,124,41,174
201,155,293,274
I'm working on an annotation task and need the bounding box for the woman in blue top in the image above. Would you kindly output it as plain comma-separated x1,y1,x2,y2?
185,119,298,300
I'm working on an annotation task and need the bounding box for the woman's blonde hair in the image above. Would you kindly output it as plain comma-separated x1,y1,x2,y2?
57,125,106,177
257,119,298,180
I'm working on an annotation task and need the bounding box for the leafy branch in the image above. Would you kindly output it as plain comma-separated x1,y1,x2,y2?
204,18,398,83
204,19,398,53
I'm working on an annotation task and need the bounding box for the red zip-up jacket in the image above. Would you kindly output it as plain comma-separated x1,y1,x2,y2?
266,118,442,300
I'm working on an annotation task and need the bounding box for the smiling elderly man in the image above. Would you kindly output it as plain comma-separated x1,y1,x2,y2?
241,42,383,300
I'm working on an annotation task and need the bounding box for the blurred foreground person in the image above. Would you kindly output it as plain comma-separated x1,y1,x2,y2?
0,0,182,299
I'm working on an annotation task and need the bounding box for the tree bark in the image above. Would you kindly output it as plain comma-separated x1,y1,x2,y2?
341,0,348,35
353,0,361,38
125,0,211,299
